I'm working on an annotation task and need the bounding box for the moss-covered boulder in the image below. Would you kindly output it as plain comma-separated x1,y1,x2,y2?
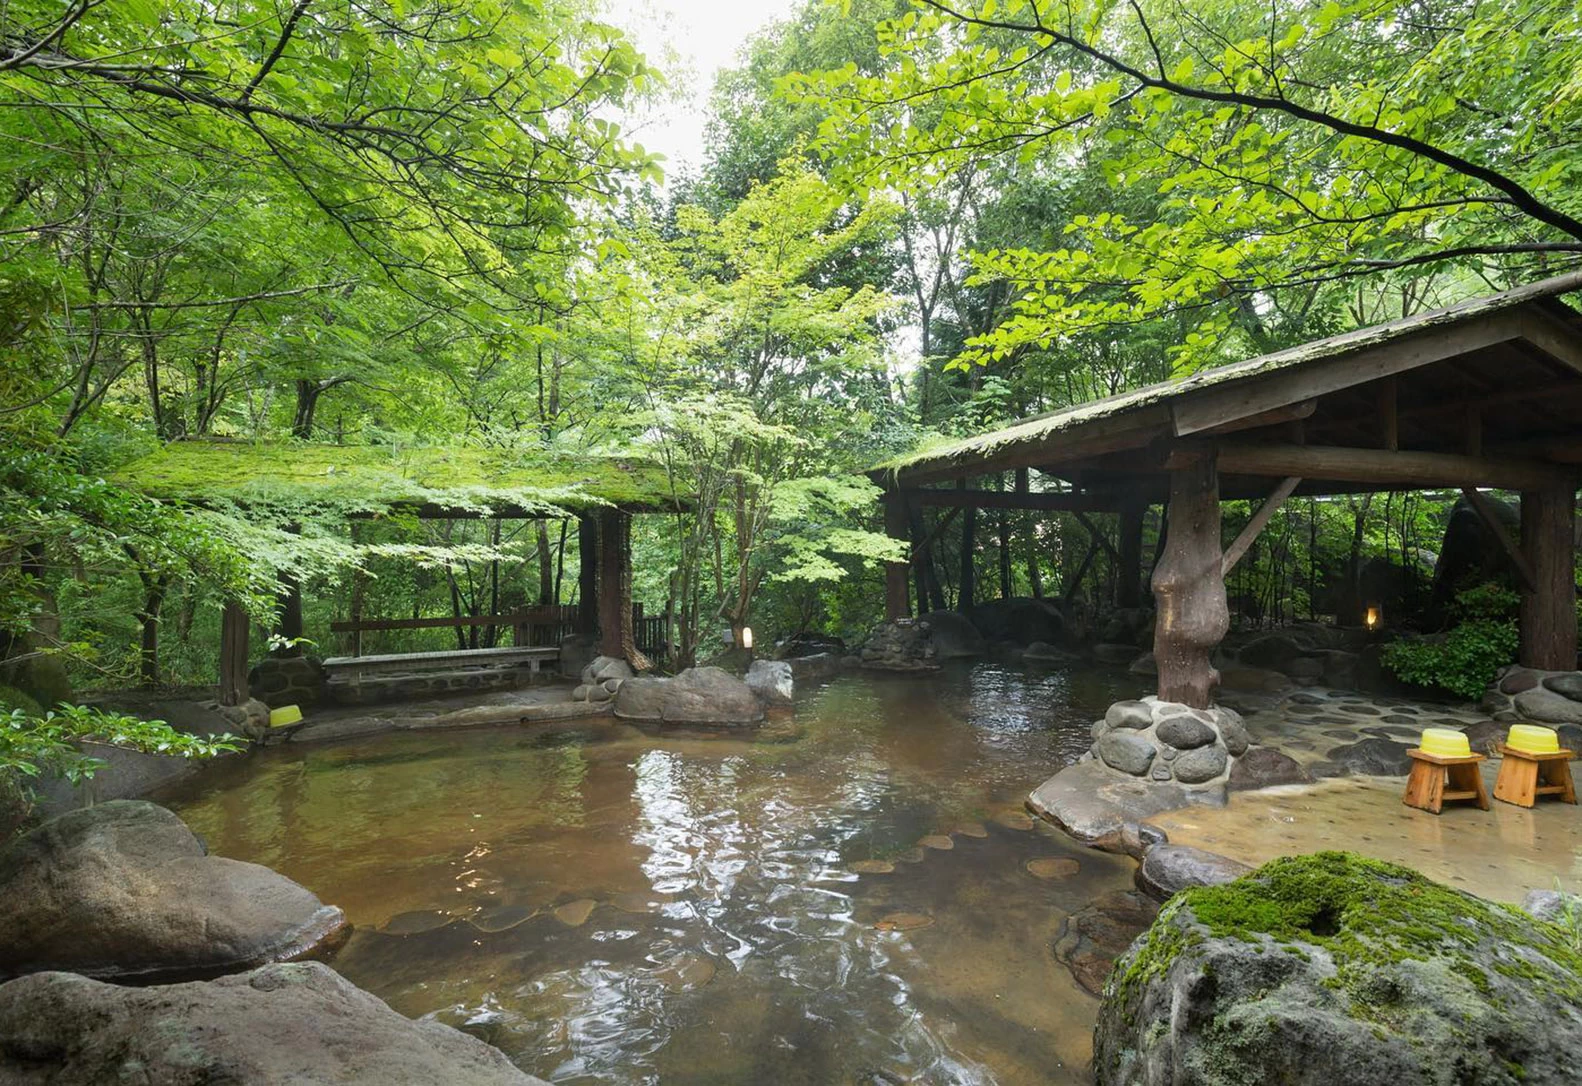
1095,851,1582,1085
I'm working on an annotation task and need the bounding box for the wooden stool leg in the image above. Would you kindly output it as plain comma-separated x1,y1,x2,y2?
1495,755,1537,808
1452,761,1491,810
1541,759,1577,805
1403,762,1436,812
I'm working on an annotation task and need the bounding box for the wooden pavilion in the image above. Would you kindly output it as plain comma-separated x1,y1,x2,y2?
874,272,1582,708
119,441,685,704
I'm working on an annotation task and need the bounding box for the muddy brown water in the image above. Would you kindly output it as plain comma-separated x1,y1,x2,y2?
159,663,1140,1085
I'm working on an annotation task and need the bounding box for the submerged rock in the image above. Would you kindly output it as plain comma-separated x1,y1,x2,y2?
614,667,764,725
1053,889,1158,997
0,801,347,983
1096,852,1582,1086
0,962,543,1085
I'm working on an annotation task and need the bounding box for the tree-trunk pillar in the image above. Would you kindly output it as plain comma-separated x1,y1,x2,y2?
957,479,977,614
1519,484,1577,670
577,514,599,637
598,508,649,669
1117,500,1145,608
219,600,249,707
883,492,910,622
1152,452,1229,708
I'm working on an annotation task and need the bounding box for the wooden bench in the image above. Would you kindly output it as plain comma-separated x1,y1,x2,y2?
322,646,560,690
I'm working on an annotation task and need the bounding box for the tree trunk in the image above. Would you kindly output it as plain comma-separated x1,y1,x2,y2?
1519,484,1578,669
598,508,650,669
958,482,977,613
1016,467,1042,598
535,520,554,604
219,601,249,707
577,514,599,637
1152,453,1229,708
884,494,910,621
136,576,167,688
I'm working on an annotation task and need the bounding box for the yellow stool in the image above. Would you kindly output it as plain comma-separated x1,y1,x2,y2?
1494,725,1576,808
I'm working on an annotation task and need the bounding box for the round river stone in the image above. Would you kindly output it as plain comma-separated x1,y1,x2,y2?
1096,731,1156,775
1156,714,1216,750
1171,744,1228,784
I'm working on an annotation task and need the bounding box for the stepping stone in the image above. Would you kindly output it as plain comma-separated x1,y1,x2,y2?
849,860,895,875
552,899,597,927
894,847,925,863
954,822,989,838
994,811,1035,831
652,954,715,992
874,912,934,932
1025,857,1082,879
918,835,954,850
1340,704,1378,716
470,904,538,933
381,911,455,936
1382,714,1419,725
1322,729,1359,740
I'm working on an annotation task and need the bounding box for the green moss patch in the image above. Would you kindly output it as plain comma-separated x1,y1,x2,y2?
115,440,682,515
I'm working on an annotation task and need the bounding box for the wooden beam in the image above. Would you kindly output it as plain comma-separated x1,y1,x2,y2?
1198,442,1574,492
1170,314,1528,437
1514,307,1582,378
1195,399,1316,436
1222,476,1302,576
1378,377,1398,451
899,487,1128,512
1460,488,1537,593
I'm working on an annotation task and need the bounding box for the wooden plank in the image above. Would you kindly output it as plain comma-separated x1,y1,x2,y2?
1200,442,1573,492
1222,476,1302,576
1195,399,1315,436
1170,314,1524,437
1513,307,1582,377
1460,488,1537,593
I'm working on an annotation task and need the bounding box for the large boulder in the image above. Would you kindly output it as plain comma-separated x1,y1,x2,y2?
0,962,545,1085
858,619,939,671
613,667,764,725
1096,852,1582,1086
0,801,347,983
745,659,794,707
967,597,1065,646
916,610,987,658
1028,760,1224,852
1228,746,1312,791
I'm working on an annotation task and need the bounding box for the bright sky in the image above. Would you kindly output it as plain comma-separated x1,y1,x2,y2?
607,0,803,180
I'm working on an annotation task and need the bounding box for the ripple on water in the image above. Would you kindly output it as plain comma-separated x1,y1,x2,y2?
158,662,1144,1085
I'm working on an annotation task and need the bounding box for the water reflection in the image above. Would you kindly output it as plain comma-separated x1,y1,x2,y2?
162,662,1138,1085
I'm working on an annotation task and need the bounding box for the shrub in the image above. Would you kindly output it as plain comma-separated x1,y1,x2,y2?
1381,584,1519,700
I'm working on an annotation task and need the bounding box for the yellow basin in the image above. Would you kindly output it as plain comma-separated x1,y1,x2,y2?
1506,724,1559,754
1419,728,1472,758
268,704,303,728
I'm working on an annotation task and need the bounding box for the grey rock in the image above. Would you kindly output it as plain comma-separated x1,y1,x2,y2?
968,596,1064,647
247,654,327,709
916,610,986,658
1542,672,1582,703
1028,760,1225,851
613,667,764,725
1097,853,1582,1086
1218,712,1251,756
1461,719,1505,754
1105,700,1154,730
1156,714,1216,750
1228,747,1312,792
1150,762,1173,781
1522,888,1582,924
745,659,794,707
1096,730,1157,776
0,801,346,983
0,962,544,1085
1159,745,1179,762
571,684,591,701
558,633,598,680
786,652,843,681
1134,844,1251,901
1238,632,1306,670
1172,743,1229,784
1514,686,1582,725
1499,666,1542,695
583,656,635,685
600,677,624,694
1327,736,1413,776
1119,821,1170,860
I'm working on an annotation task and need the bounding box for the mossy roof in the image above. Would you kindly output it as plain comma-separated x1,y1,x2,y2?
877,269,1582,480
118,440,684,515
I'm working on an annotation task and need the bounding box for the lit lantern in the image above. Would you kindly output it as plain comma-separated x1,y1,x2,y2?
740,627,753,651
1364,606,1382,631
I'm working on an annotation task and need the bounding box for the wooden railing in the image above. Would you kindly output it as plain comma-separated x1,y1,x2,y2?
330,604,665,660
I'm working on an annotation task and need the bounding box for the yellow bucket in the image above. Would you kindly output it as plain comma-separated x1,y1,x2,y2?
268,704,304,728
1506,724,1559,754
1419,728,1471,758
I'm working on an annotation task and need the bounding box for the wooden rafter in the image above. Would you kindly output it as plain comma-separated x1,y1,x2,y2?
1222,476,1303,576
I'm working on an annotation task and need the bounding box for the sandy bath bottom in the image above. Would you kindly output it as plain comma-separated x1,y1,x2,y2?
160,664,1142,1085
1150,765,1582,904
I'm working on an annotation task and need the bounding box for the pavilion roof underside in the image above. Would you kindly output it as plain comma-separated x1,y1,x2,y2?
877,271,1582,500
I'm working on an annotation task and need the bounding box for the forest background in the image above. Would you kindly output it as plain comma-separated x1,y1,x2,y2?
2,0,1580,710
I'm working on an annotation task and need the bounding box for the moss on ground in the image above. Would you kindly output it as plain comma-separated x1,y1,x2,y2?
1112,851,1582,1024
115,440,681,514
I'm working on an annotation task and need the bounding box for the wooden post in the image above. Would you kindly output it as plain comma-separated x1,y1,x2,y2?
1016,467,1043,598
577,513,599,637
1152,451,1229,708
597,508,650,669
219,600,249,707
1519,484,1578,670
883,492,910,621
1116,500,1145,608
957,478,977,613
